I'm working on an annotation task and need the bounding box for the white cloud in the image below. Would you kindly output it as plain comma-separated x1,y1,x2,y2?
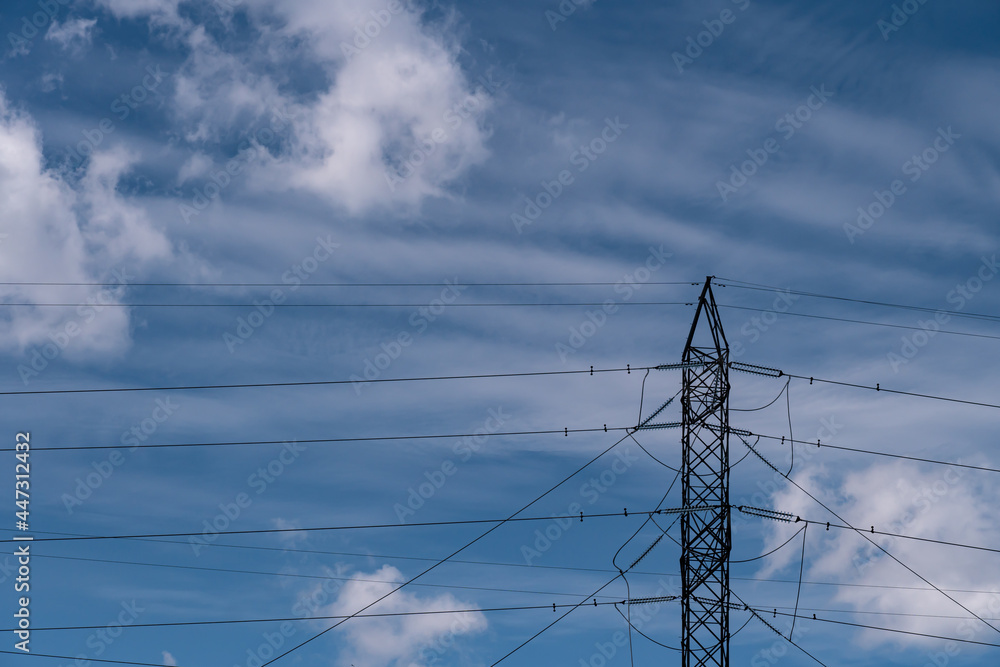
172,25,287,143
94,0,495,214
161,651,177,666
45,18,98,52
0,92,172,358
93,0,183,22
258,18,493,213
177,151,213,184
758,461,1000,648
41,72,64,93
257,0,494,213
321,564,486,666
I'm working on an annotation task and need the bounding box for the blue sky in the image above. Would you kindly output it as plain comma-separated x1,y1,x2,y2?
1,0,999,665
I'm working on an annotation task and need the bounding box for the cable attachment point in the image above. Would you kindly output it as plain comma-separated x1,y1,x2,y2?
590,365,594,376
564,427,568,437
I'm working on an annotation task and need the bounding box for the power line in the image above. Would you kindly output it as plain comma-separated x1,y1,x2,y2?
614,604,681,651
0,364,659,397
13,420,999,482
28,529,664,577
729,525,805,564
766,609,1000,649
258,429,638,666
782,370,1000,411
732,590,829,667
716,277,1000,324
743,428,1000,475
30,553,627,601
0,281,700,288
731,361,1000,411
766,604,1000,622
37,530,995,599
717,303,1000,341
772,513,1000,557
4,599,642,633
0,507,700,544
0,301,694,308
5,425,631,453
736,435,1000,638
489,573,627,666
0,651,173,667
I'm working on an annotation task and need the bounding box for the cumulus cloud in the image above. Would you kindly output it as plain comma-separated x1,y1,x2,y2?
45,18,98,52
93,0,495,214
247,0,494,212
319,564,486,666
758,461,1000,647
93,0,184,22
0,92,172,361
177,151,213,184
172,25,288,143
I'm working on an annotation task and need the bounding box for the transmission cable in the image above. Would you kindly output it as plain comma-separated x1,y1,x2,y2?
717,303,1000,341
3,599,648,633
765,609,1000,648
29,552,623,600
0,300,695,308
0,651,173,666
0,280,701,288
0,507,684,545
732,589,829,666
731,360,1000,411
731,379,788,412
715,277,1000,324
0,364,657,397
6,425,633,453
734,426,1000,475
729,524,805,564
790,523,808,640
613,604,681,651
257,428,638,666
736,434,1000,638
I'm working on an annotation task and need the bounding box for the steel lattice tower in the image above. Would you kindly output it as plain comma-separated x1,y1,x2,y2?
680,277,731,667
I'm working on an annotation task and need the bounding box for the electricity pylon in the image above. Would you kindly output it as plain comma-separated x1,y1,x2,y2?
680,276,731,667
